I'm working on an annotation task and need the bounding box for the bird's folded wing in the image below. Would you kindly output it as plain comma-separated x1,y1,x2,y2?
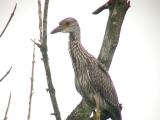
88,63,119,107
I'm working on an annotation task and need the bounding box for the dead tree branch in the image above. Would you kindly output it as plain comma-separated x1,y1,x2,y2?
97,0,130,70
41,0,49,46
92,1,110,15
3,92,11,120
38,0,43,43
27,40,36,120
66,0,130,120
37,0,61,120
66,100,92,120
0,67,12,82
0,3,17,38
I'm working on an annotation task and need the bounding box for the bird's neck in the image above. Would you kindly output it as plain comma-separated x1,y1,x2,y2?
68,30,91,73
69,30,83,58
68,30,98,78
69,30,81,42
69,30,82,56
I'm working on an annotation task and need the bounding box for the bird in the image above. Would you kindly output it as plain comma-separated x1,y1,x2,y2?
50,17,122,120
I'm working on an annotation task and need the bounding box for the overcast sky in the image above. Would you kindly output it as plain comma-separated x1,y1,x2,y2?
0,0,160,120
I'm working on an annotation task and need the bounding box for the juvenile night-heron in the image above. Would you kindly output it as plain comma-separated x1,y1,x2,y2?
50,17,122,120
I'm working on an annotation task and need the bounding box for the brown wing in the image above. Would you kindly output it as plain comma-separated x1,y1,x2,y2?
88,62,119,107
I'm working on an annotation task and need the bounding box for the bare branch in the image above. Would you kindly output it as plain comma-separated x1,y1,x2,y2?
3,92,11,120
38,0,43,43
92,2,109,14
37,0,61,120
97,0,130,70
42,0,49,47
0,67,12,82
0,3,17,38
31,39,41,48
27,39,36,120
66,100,92,120
92,1,113,15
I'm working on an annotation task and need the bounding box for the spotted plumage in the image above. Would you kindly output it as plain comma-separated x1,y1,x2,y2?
51,17,122,120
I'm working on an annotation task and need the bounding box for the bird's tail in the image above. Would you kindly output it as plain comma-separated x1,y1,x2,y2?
101,103,122,120
115,110,122,120
100,109,121,120
112,104,122,120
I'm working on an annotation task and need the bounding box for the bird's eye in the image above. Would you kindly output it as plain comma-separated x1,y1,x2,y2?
65,21,70,26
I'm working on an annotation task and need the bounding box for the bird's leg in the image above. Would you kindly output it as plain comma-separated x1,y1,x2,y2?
95,107,100,120
94,96,101,120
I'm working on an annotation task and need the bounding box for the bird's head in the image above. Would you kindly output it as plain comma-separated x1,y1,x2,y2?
50,17,79,34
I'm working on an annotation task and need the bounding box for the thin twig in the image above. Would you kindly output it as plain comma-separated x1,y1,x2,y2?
0,67,12,82
31,39,41,48
38,0,43,43
0,3,17,38
37,0,61,120
27,40,36,120
3,92,11,120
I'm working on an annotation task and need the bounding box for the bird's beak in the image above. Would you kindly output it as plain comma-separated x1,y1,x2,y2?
50,25,62,34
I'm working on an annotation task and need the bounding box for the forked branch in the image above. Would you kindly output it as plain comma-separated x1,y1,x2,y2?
97,0,130,70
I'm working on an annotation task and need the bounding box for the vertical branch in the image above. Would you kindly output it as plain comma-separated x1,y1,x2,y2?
42,0,49,46
97,0,130,70
0,3,17,38
27,40,36,120
37,0,61,120
38,0,43,43
3,92,11,120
